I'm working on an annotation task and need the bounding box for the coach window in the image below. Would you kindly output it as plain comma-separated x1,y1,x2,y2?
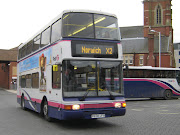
41,27,50,48
144,70,153,78
21,75,26,88
51,19,61,43
32,73,39,88
33,35,40,51
52,65,61,89
26,74,32,88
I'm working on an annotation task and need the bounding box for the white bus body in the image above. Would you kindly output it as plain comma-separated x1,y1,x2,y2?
17,10,126,121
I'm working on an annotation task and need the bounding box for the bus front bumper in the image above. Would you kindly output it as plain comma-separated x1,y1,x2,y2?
61,107,126,120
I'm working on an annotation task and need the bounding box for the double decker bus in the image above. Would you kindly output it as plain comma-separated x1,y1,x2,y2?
123,66,180,99
17,10,126,121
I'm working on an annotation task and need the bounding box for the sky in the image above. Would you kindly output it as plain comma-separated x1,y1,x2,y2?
0,0,179,49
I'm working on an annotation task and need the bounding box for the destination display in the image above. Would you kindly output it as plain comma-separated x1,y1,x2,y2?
71,41,118,58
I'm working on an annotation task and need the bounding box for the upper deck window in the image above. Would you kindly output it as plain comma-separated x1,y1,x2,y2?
62,12,120,40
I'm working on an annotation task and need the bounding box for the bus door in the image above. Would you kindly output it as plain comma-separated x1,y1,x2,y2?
51,64,62,99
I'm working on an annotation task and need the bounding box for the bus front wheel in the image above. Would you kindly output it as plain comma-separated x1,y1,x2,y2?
43,100,52,122
21,95,26,110
164,90,172,100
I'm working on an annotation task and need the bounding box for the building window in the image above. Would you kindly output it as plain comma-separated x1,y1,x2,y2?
129,56,133,64
125,56,128,64
156,5,162,25
179,59,180,63
139,55,144,65
123,54,134,65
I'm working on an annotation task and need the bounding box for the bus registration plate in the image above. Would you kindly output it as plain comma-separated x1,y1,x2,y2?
91,114,105,118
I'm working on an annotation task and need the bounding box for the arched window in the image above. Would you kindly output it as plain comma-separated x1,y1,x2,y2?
156,5,162,24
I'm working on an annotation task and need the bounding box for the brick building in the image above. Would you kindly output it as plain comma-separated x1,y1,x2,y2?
0,47,18,89
121,0,175,67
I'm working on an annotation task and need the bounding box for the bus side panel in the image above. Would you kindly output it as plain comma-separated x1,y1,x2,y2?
17,92,42,113
48,106,61,120
124,80,165,98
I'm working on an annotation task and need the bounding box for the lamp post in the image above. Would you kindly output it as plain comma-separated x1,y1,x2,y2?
150,30,161,67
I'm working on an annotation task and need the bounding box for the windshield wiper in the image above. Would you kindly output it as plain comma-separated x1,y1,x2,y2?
80,89,91,101
80,88,115,101
106,89,115,100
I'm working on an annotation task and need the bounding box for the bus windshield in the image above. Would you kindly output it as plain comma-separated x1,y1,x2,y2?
62,12,120,40
62,60,123,98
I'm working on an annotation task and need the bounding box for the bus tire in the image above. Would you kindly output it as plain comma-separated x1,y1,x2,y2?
43,99,52,122
164,90,172,100
21,95,26,110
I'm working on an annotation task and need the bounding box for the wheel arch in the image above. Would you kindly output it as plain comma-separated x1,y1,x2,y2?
40,96,48,114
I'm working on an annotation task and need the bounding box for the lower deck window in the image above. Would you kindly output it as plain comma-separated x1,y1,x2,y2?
32,72,39,88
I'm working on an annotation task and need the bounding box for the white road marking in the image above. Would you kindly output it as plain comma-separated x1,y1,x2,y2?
131,109,144,111
157,112,179,115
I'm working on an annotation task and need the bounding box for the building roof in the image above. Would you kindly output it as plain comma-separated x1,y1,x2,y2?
174,42,180,50
0,47,18,62
120,26,144,39
120,26,171,54
122,38,148,53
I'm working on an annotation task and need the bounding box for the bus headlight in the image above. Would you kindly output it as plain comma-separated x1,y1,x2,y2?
114,102,126,108
114,103,121,108
72,104,80,110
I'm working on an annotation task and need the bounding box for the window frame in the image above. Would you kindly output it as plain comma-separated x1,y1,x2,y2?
41,26,51,48
21,75,26,88
51,19,62,44
139,55,144,66
32,72,39,89
155,4,163,25
26,74,32,88
52,65,61,89
33,34,41,51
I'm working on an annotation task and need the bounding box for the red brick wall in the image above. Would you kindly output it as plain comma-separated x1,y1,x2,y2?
8,62,17,89
127,53,171,67
144,0,172,37
0,62,17,89
155,54,171,68
0,63,9,89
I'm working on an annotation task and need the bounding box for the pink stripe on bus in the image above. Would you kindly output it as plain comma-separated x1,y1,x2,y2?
17,95,125,109
123,79,171,90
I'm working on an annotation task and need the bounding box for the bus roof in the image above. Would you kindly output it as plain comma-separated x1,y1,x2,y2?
125,66,180,71
19,9,117,49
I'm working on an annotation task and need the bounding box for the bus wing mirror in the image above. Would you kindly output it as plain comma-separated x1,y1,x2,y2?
123,63,129,70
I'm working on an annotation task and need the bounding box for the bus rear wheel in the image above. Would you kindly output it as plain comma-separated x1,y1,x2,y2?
164,90,172,100
43,100,52,122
